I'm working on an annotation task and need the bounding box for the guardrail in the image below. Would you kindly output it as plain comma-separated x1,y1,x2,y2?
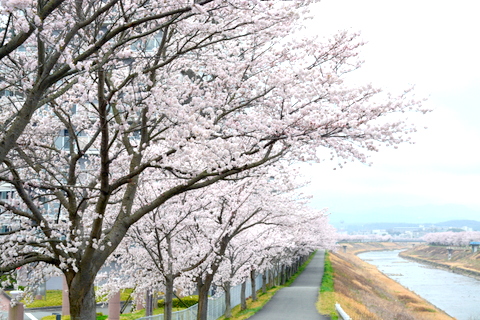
335,303,351,320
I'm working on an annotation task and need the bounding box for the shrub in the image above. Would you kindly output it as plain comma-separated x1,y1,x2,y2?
157,295,199,308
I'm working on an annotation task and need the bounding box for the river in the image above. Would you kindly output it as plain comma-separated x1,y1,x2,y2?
357,250,480,320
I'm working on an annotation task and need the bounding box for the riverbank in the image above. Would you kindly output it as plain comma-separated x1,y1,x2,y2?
319,242,454,320
400,245,480,280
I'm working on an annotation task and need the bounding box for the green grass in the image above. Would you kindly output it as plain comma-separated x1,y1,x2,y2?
35,292,193,320
118,306,184,320
41,305,187,320
320,251,334,293
158,295,198,308
318,251,338,319
23,290,63,308
18,287,192,320
217,288,279,320
20,288,135,308
42,313,107,320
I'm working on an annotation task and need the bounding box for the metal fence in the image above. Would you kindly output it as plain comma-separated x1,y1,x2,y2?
139,304,198,320
137,273,266,320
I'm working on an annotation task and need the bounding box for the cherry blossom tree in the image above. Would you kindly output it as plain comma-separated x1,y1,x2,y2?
337,234,392,242
108,176,267,320
0,1,426,320
216,233,258,318
253,206,336,288
109,171,334,320
423,231,480,246
216,207,336,315
0,0,249,163
109,190,215,320
160,175,308,320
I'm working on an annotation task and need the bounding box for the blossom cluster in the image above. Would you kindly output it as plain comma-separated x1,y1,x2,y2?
422,231,480,246
336,234,392,243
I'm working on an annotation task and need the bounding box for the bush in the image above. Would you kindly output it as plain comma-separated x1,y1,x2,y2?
157,295,198,308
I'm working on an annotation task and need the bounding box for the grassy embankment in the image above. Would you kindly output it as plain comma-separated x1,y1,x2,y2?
401,244,480,275
317,242,455,320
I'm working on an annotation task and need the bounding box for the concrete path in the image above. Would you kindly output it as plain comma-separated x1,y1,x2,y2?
249,250,331,320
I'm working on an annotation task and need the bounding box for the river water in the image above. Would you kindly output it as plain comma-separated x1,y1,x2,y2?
357,250,480,320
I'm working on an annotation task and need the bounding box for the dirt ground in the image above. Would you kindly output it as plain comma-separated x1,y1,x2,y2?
330,242,455,320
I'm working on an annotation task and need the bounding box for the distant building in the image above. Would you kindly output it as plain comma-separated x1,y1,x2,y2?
372,229,388,236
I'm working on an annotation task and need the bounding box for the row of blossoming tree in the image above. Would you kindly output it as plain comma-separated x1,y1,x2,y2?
97,172,337,319
422,231,480,247
1,1,425,320
336,234,392,242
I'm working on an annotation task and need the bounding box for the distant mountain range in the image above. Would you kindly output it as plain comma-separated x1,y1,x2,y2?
435,220,480,229
334,220,480,233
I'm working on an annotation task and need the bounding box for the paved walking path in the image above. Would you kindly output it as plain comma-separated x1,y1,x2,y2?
249,250,331,320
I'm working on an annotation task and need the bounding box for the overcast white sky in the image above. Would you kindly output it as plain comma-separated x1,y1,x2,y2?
301,0,480,224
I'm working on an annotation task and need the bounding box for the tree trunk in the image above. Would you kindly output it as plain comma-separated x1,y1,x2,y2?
262,272,267,293
280,265,286,285
196,274,214,320
250,270,257,302
145,291,153,316
240,281,247,311
196,235,231,320
223,282,232,318
135,291,145,311
269,268,275,287
274,266,279,286
68,279,96,320
164,275,174,320
65,240,127,320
